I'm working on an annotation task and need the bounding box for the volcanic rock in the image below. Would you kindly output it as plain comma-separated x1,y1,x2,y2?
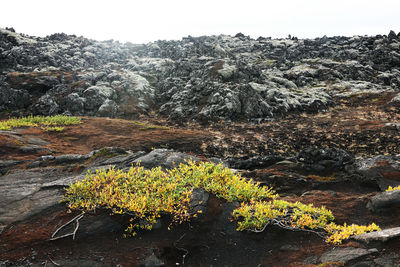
1,28,399,122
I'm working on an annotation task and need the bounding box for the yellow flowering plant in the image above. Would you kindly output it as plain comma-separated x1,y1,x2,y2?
386,185,400,192
64,160,380,243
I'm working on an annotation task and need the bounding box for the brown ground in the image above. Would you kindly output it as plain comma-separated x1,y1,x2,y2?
1,92,400,266
0,117,211,162
186,92,400,158
1,92,400,161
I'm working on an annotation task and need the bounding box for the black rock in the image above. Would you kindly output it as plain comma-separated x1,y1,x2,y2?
388,30,397,41
297,148,354,173
226,155,285,170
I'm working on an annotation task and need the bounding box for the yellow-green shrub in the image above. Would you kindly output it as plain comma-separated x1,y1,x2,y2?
386,185,400,192
0,115,81,130
41,126,65,132
63,160,380,243
325,223,381,244
64,161,275,236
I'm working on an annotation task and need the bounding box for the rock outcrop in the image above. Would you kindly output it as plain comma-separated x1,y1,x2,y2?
1,28,399,122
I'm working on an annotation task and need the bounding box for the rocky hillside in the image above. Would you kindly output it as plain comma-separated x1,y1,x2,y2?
1,28,400,122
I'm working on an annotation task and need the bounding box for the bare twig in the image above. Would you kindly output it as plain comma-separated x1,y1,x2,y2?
48,257,60,266
250,222,269,233
72,214,82,240
49,213,84,241
247,218,326,238
174,233,189,265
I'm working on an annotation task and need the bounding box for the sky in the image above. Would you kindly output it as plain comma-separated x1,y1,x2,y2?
1,0,399,44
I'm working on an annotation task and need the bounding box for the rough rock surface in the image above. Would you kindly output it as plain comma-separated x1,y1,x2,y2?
319,247,378,264
353,227,400,244
367,190,400,211
1,28,400,122
298,147,354,173
355,155,400,190
0,148,204,232
0,168,81,231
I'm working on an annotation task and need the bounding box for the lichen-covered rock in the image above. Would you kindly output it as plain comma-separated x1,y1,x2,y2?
133,149,199,169
1,27,400,122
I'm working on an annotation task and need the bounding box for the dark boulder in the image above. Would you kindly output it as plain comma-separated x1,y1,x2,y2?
297,148,354,173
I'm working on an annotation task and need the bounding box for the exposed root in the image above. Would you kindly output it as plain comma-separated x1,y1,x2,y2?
48,257,60,266
174,233,189,265
248,218,326,238
49,213,84,241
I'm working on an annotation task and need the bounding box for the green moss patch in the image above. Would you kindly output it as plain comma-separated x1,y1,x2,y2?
0,115,82,131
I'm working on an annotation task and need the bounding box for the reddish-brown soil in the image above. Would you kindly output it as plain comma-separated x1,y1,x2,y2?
185,93,400,158
0,117,211,162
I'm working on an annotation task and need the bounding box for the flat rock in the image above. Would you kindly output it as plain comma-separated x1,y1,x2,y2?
374,254,400,267
133,149,199,169
0,159,23,170
27,137,50,146
320,247,378,264
140,252,165,267
31,259,109,267
99,151,146,167
54,154,88,164
19,145,47,154
352,227,400,244
367,190,400,211
226,155,285,170
0,169,80,230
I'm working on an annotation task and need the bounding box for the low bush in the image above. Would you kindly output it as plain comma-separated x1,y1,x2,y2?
64,160,380,243
386,185,400,192
41,126,65,132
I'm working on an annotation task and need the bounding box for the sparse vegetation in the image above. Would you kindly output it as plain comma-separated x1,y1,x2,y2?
85,148,121,164
386,185,400,192
130,120,169,131
41,126,65,132
325,222,380,244
307,174,336,182
0,115,81,131
64,161,379,243
317,262,344,267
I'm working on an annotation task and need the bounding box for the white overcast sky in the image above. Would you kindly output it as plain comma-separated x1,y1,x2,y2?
1,0,399,43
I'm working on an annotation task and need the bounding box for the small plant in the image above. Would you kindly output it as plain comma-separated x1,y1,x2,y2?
139,125,169,131
63,136,79,141
386,185,400,192
318,262,344,267
307,174,336,182
0,115,81,130
85,148,120,163
325,222,381,244
130,120,169,131
41,126,65,132
232,199,335,232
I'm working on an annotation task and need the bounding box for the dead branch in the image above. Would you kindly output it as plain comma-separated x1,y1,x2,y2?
48,257,60,266
49,213,84,241
174,233,189,265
